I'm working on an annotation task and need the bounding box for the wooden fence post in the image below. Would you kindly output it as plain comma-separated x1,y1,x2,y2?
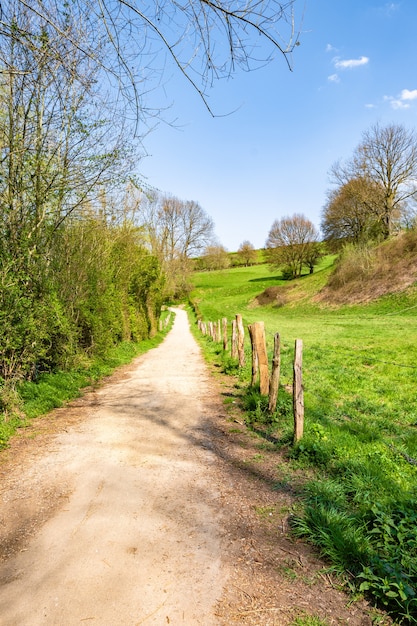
222,318,228,351
248,322,269,394
293,339,304,442
248,324,259,387
268,332,281,413
236,314,245,368
231,319,237,359
217,320,221,343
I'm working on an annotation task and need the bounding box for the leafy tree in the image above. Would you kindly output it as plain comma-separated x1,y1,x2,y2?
321,177,386,248
0,3,139,383
332,123,417,239
237,240,257,266
265,214,319,279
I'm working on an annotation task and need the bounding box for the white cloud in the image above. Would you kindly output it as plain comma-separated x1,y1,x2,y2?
326,44,337,53
385,88,417,109
391,100,409,110
328,73,340,83
400,89,417,101
333,56,369,69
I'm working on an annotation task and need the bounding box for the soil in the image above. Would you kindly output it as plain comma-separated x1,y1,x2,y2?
0,308,392,625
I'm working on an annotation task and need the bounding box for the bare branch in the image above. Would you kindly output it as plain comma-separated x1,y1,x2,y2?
1,0,301,121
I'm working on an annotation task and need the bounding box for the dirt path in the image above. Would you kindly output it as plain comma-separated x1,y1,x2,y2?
0,308,228,625
0,308,388,625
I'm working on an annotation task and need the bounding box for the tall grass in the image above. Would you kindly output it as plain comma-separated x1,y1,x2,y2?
190,259,417,624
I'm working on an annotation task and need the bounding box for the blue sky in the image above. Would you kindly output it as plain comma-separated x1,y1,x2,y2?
138,1,417,252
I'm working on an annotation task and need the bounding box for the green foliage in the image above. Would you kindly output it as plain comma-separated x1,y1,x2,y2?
359,503,417,622
242,385,292,427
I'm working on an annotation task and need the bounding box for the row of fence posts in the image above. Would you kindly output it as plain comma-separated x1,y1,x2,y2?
197,314,304,442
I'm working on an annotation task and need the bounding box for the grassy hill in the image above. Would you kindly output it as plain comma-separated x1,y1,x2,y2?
190,234,417,624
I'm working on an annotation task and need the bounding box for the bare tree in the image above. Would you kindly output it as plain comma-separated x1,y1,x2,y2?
0,1,134,258
237,240,257,266
265,214,319,279
142,193,215,261
132,189,216,296
0,0,301,121
332,123,417,239
202,244,230,270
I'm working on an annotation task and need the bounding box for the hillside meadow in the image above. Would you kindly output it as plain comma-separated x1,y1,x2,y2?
190,256,417,624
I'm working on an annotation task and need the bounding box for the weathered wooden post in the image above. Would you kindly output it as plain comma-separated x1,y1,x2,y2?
231,319,238,359
222,318,228,351
268,332,281,413
236,314,245,368
248,324,259,387
217,320,221,343
293,339,304,442
248,322,269,394
208,321,214,340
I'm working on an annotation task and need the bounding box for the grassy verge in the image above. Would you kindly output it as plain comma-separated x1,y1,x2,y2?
0,309,174,449
189,261,417,625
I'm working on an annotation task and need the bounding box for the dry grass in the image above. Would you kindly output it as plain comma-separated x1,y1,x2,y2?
315,230,417,305
252,286,288,308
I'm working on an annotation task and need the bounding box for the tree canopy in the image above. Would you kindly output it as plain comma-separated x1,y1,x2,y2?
330,123,417,240
265,214,320,279
321,177,387,248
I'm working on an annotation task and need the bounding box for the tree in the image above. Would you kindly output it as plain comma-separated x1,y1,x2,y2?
237,240,257,266
265,214,319,279
332,123,417,239
0,2,137,382
132,190,216,297
137,192,215,260
202,244,230,270
3,1,301,120
321,177,386,248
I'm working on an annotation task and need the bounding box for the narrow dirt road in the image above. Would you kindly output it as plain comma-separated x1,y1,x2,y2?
0,308,387,626
0,308,226,625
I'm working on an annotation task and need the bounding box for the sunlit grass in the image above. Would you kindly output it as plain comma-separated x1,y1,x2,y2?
190,258,417,623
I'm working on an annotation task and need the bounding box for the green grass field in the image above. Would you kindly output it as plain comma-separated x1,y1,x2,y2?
190,259,417,624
